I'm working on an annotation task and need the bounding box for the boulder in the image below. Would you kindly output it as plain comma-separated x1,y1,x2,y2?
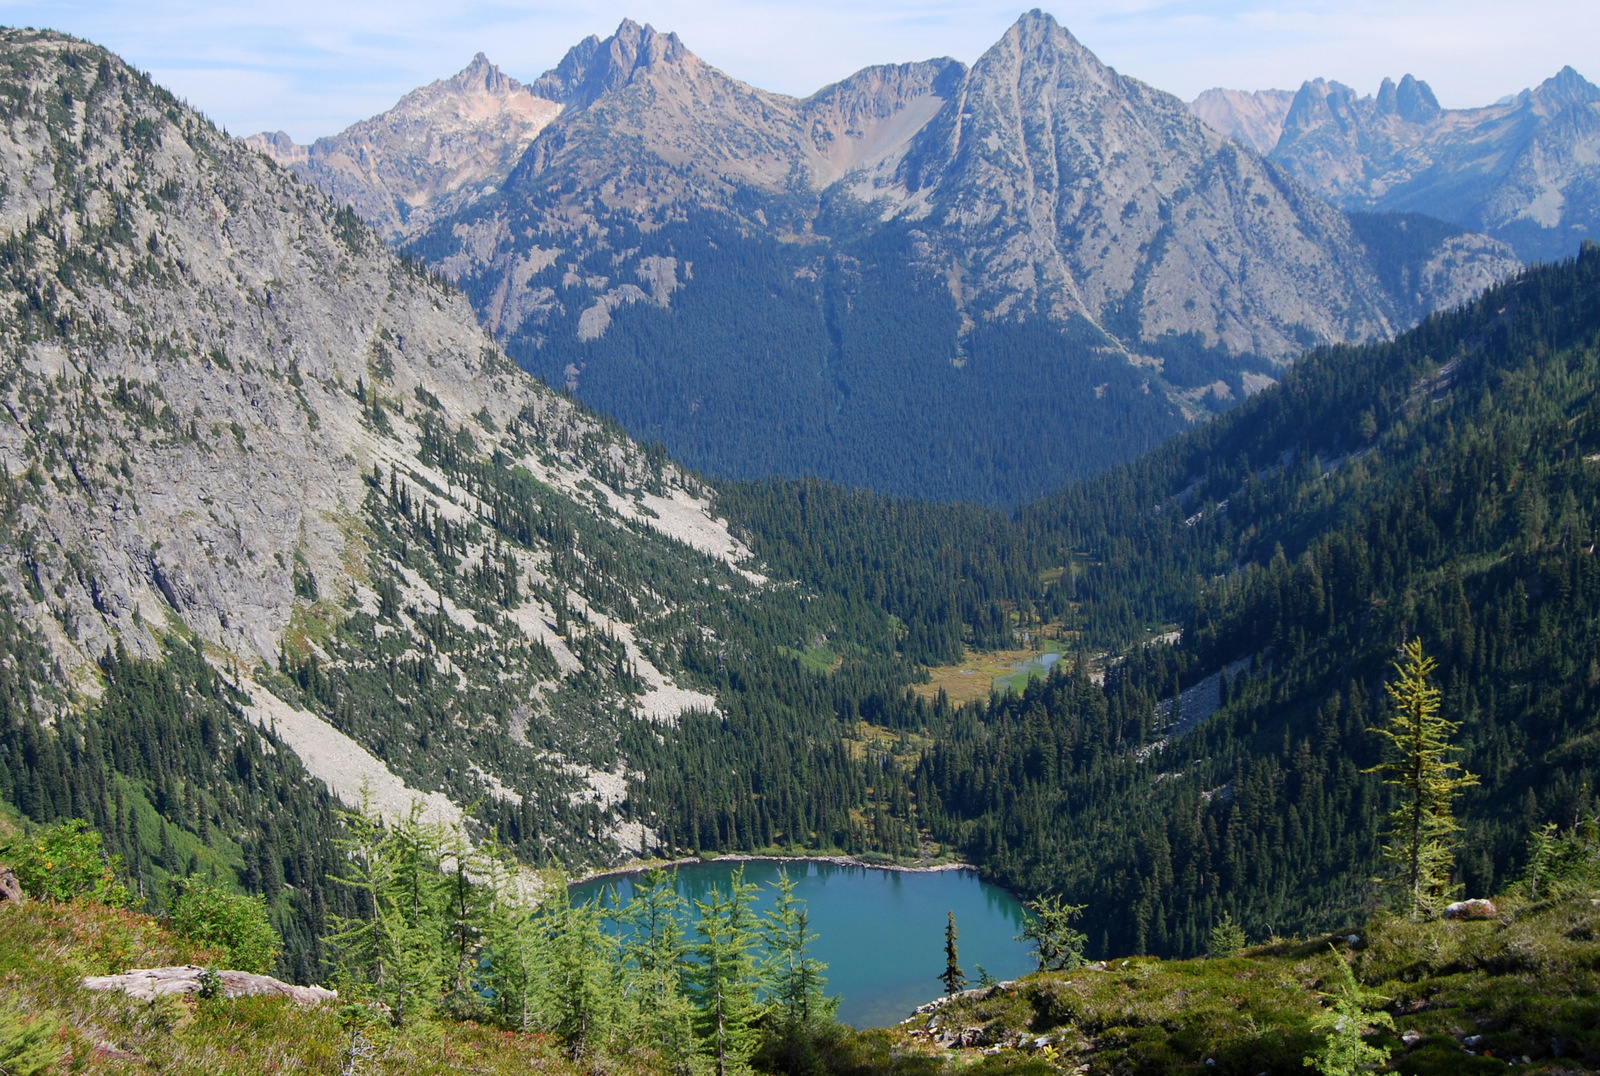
0,867,23,905
81,966,336,1006
1442,898,1499,920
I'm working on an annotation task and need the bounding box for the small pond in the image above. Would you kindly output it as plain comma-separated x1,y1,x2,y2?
571,859,1034,1028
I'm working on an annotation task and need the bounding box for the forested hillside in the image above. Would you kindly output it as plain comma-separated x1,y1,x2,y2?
703,245,1600,957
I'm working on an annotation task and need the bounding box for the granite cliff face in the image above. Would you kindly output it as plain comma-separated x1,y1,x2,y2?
245,54,560,243
1200,67,1600,262
0,30,777,859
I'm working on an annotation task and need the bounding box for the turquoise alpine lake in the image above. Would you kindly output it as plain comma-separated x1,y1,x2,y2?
570,860,1035,1028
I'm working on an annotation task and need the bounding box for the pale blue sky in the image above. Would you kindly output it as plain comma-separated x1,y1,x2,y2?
2,1,1593,142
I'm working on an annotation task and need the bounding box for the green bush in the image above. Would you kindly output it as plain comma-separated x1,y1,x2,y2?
0,1005,62,1076
0,819,129,905
168,877,282,974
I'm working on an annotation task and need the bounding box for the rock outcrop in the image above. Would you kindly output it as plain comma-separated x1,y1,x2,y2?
82,966,336,1005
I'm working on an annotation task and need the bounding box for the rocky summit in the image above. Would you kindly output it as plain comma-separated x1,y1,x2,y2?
264,13,1522,505
245,53,561,243
1199,66,1600,263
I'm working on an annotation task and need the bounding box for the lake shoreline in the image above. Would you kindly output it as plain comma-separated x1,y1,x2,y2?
574,854,979,888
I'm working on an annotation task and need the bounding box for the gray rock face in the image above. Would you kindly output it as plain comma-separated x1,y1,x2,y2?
0,29,761,860
245,53,561,243
1253,67,1600,261
854,12,1398,360
1189,88,1296,154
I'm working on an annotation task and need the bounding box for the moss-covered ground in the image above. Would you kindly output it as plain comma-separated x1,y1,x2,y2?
0,899,646,1075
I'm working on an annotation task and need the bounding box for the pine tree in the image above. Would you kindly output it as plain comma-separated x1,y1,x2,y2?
940,911,965,995
1367,639,1479,918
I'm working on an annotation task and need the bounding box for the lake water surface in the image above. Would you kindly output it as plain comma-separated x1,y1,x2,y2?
571,860,1034,1028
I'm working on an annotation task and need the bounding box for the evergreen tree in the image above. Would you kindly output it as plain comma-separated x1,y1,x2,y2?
543,884,622,1058
1368,639,1479,918
617,870,697,1074
1018,895,1088,971
1303,948,1394,1076
482,866,554,1033
940,911,965,995
759,870,835,1027
326,801,452,1026
1207,912,1246,958
686,870,762,1076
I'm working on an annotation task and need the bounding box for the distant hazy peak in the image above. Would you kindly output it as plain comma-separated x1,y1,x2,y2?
1530,65,1600,110
531,18,698,111
245,50,560,242
1189,87,1295,153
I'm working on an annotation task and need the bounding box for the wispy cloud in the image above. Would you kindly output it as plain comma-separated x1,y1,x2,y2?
2,0,1592,139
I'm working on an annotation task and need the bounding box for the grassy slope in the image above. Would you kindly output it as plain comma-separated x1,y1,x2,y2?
3,879,1595,1074
0,900,630,1075
885,892,1600,1075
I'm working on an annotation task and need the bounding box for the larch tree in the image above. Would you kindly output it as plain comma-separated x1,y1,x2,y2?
1367,639,1478,918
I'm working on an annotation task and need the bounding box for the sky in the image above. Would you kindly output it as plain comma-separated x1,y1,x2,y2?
0,1,1593,143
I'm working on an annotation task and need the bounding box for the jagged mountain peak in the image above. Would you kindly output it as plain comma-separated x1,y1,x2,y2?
1383,74,1441,122
531,19,703,112
990,8,1117,88
446,51,520,97
245,47,560,242
1262,63,1598,260
1531,64,1600,110
310,16,1517,504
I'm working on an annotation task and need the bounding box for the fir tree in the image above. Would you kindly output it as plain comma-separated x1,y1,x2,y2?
1367,639,1479,918
940,911,965,995
1208,911,1246,958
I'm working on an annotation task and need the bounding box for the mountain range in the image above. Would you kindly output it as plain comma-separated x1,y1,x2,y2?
1192,66,1600,263
252,12,1523,506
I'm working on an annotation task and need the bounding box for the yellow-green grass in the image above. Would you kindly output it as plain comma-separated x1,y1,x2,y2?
914,648,1063,705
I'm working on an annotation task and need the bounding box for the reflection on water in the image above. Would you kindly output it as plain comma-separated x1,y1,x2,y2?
571,860,1034,1028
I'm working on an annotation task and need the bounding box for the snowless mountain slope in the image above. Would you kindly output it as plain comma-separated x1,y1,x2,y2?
0,28,788,866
